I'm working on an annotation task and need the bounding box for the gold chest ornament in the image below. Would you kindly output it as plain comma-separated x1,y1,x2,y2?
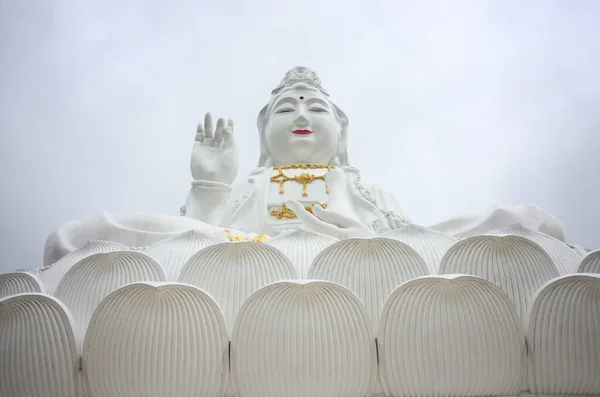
268,164,332,220
269,164,333,196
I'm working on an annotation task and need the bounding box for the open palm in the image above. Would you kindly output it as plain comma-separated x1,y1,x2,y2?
191,112,239,185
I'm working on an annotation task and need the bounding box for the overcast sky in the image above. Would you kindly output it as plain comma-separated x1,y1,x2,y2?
1,0,599,272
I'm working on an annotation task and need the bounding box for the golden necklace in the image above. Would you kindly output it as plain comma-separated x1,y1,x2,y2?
270,164,333,197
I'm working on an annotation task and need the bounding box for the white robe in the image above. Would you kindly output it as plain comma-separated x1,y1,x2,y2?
186,166,407,235
185,166,566,240
44,167,567,266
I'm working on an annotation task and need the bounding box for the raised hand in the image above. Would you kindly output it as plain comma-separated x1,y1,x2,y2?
191,112,239,185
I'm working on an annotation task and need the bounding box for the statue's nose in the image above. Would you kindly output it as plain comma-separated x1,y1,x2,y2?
293,107,310,127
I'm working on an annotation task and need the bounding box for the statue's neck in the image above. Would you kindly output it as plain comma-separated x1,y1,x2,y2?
273,157,337,167
271,153,337,167
272,162,333,167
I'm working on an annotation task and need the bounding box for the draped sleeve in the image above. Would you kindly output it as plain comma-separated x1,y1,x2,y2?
427,203,566,241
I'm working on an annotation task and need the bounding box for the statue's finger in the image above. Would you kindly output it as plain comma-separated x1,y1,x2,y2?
215,117,225,133
285,200,338,236
204,112,214,139
213,118,226,148
222,126,236,149
195,123,204,142
312,206,355,228
214,117,225,138
226,118,234,131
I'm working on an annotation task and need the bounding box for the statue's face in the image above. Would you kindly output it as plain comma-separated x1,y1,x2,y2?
265,85,341,165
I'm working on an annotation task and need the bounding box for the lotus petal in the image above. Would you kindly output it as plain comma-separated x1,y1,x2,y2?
527,274,600,394
83,282,228,397
308,237,428,333
231,280,377,397
0,271,44,298
578,250,600,273
379,275,524,397
39,240,128,294
267,228,338,278
381,223,458,273
487,224,581,274
439,235,559,325
55,251,165,334
0,293,82,397
144,230,223,280
178,242,296,331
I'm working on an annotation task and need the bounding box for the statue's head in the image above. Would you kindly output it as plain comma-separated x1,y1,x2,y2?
257,67,349,167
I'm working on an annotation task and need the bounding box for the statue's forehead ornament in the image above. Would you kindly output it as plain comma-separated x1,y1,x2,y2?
271,66,329,96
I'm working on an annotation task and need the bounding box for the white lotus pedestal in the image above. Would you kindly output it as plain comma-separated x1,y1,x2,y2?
1,225,599,397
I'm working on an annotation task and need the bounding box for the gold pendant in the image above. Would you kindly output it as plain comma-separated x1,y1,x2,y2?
269,164,333,196
269,203,328,219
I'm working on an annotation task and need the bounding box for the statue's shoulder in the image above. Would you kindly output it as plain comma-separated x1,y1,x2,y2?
339,166,380,197
338,166,408,223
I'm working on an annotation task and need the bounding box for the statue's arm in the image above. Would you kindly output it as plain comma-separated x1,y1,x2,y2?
184,180,233,226
184,113,239,225
364,184,410,229
427,203,567,241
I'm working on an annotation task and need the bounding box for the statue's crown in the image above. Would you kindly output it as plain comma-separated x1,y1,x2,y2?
272,66,328,96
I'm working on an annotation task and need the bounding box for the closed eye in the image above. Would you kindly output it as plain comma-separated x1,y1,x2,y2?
309,108,328,113
275,108,294,114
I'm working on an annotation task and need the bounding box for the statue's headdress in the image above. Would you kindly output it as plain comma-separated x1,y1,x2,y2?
257,66,349,167
271,66,329,96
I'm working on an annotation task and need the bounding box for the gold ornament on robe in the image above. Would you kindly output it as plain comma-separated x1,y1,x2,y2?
270,164,333,197
224,229,270,243
269,203,328,219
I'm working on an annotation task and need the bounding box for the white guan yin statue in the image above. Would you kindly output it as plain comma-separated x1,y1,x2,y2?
43,66,566,265
4,66,598,397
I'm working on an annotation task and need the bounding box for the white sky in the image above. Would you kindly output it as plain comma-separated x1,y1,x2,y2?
1,0,599,271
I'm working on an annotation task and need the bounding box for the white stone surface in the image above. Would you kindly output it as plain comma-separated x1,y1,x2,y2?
429,203,567,242
527,274,600,395
578,249,600,273
183,67,564,241
178,242,296,331
381,223,458,273
0,293,82,397
55,251,166,335
83,282,229,397
6,66,597,397
231,280,377,397
267,228,339,278
39,240,128,294
378,275,525,397
44,68,574,255
439,235,560,324
143,230,224,280
308,237,428,333
43,212,218,266
0,271,44,298
487,224,582,274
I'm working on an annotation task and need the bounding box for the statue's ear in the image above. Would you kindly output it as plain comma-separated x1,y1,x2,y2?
257,104,271,167
333,104,348,127
333,104,349,165
336,126,349,166
257,104,268,135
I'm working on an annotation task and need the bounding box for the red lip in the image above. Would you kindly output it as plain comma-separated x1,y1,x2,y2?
293,129,313,135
